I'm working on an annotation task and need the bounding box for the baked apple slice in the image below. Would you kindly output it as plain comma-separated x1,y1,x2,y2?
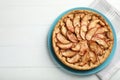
67,54,80,63
79,52,89,66
61,25,67,36
89,51,97,64
65,18,74,32
75,27,82,40
86,27,97,40
88,19,100,30
100,21,105,26
107,32,113,40
57,43,73,49
79,40,88,55
56,33,70,44
94,33,106,39
89,41,103,56
92,37,108,48
80,14,92,39
67,31,78,42
68,14,74,19
73,14,81,27
95,27,108,34
72,42,81,51
80,25,87,40
61,50,76,57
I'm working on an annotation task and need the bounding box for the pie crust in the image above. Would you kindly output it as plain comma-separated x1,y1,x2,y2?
52,10,114,70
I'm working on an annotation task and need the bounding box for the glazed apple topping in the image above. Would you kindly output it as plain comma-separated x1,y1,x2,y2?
67,31,78,43
56,33,70,44
56,42,73,49
65,18,75,32
89,41,103,56
75,27,82,40
71,42,81,51
73,14,81,27
80,25,87,40
61,50,77,57
61,25,67,36
68,14,74,19
92,37,108,48
86,27,98,40
67,54,80,63
53,10,114,68
95,27,108,34
80,14,92,39
88,19,100,30
79,51,90,66
79,40,89,56
89,51,97,64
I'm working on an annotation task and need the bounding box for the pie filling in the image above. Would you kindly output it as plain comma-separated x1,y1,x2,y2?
52,10,114,70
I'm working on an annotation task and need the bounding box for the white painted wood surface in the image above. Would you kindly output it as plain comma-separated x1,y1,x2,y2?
0,0,120,80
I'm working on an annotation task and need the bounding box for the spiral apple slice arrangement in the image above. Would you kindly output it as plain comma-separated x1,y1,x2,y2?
52,10,114,70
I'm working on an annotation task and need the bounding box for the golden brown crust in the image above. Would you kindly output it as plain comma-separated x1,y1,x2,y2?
52,10,114,70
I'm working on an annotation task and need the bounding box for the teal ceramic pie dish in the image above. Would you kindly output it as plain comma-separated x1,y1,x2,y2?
47,7,117,75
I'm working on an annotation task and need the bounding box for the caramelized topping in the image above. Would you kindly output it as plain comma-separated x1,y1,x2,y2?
67,54,80,63
65,18,74,32
61,25,67,36
71,42,81,51
57,43,73,49
89,51,97,64
73,14,81,27
79,40,88,55
61,50,77,57
52,10,114,70
86,27,97,40
67,31,78,42
56,33,70,44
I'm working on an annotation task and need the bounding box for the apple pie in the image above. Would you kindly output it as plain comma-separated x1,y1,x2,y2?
52,10,114,70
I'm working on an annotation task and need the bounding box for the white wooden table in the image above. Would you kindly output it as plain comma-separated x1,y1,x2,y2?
0,0,120,80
